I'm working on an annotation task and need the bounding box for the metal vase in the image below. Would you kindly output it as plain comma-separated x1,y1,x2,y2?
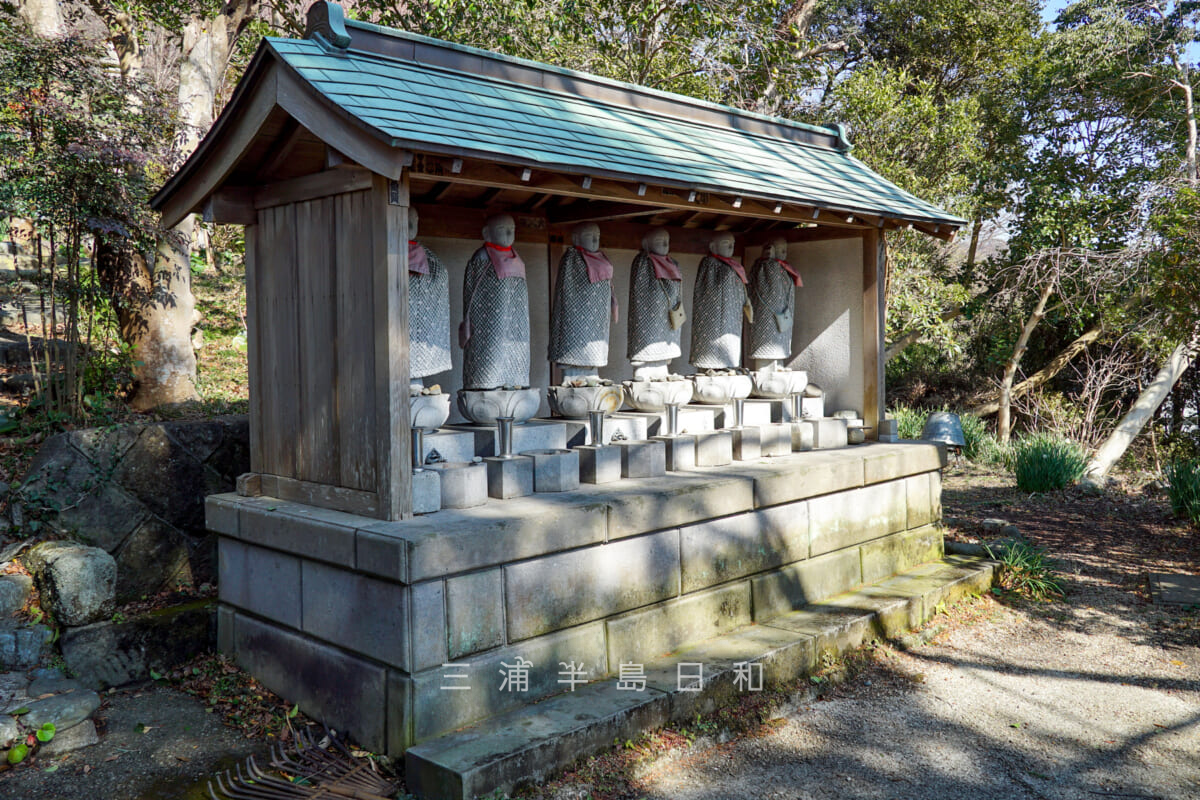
411,427,425,471
497,416,515,457
589,410,606,446
666,403,680,437
732,398,745,429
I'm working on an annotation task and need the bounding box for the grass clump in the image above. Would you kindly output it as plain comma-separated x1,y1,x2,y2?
1164,458,1200,526
1012,433,1087,492
986,541,1065,601
890,404,927,440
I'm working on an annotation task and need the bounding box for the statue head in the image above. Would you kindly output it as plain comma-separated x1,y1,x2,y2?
408,207,419,239
483,213,516,247
571,222,601,252
766,236,788,261
709,232,736,258
642,227,670,256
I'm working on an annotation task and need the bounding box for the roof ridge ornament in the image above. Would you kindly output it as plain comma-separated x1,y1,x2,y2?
832,123,852,152
305,2,351,49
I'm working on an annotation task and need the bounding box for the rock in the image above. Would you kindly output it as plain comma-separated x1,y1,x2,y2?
0,716,17,747
16,689,101,731
1000,524,1023,538
18,435,146,551
0,573,31,616
943,516,961,528
112,426,217,532
38,718,98,756
25,542,116,626
981,518,1008,532
113,518,193,603
62,600,214,688
0,623,53,668
27,677,84,697
0,481,9,501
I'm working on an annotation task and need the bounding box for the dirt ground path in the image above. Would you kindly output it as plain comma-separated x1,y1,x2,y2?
537,464,1200,800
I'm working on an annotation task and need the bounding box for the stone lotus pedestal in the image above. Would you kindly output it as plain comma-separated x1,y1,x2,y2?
457,388,541,426
622,378,693,412
547,384,624,420
689,373,753,405
750,368,807,400
409,393,451,432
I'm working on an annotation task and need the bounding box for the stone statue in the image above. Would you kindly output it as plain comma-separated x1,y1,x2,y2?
408,207,451,387
461,213,529,390
748,236,802,365
689,231,751,370
407,207,453,430
627,227,683,378
548,222,616,378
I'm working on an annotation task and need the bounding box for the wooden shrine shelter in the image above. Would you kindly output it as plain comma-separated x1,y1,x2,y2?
153,1,964,522
159,7,979,788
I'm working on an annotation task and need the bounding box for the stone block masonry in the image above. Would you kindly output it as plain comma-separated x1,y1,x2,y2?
207,442,944,756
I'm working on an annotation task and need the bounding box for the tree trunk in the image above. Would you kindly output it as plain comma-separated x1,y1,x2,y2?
998,283,1054,443
18,0,63,37
970,317,1106,416
1086,338,1198,479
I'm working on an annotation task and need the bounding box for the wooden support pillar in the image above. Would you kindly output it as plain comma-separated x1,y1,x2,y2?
862,229,885,438
374,172,414,519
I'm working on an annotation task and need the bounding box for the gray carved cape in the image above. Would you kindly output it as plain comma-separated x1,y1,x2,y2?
409,244,452,378
462,247,531,389
689,255,747,369
548,247,612,368
747,257,796,360
627,251,682,363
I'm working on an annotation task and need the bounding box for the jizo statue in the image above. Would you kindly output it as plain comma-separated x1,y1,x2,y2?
548,222,616,379
460,213,530,390
407,207,451,390
748,235,802,370
689,231,752,370
627,227,684,379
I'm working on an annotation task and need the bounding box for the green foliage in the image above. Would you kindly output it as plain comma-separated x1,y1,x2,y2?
1011,433,1088,492
1164,458,1200,526
890,405,928,440
35,723,55,743
6,742,28,764
986,541,1066,601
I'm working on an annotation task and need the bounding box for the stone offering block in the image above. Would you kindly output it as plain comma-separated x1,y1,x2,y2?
420,429,477,465
576,445,621,484
760,423,792,456
427,462,487,509
651,434,696,471
484,456,534,499
791,420,814,451
522,449,580,492
613,440,666,479
731,427,762,461
412,469,442,514
446,420,566,459
740,400,779,426
812,418,849,450
694,430,733,466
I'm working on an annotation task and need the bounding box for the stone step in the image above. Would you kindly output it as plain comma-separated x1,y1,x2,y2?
404,555,996,800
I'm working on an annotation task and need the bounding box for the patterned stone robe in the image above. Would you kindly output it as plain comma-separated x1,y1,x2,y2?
626,251,682,364
461,246,530,389
548,247,612,368
747,256,797,361
408,243,452,378
689,255,749,369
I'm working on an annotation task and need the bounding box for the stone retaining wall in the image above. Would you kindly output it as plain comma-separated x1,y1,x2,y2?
16,416,249,601
209,442,945,756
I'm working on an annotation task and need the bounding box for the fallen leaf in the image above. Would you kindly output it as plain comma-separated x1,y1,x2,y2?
104,755,120,762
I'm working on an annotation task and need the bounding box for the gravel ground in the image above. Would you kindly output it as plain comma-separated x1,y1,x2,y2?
0,684,267,800
530,464,1200,800
633,599,1200,800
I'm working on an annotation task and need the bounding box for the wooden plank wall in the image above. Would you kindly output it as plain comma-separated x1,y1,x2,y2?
250,185,398,517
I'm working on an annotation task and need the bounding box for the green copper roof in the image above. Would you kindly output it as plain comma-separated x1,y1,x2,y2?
262,32,964,227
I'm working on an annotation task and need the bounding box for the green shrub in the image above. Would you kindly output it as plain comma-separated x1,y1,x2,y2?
1164,458,1200,526
986,541,1065,601
890,405,928,440
1012,433,1087,492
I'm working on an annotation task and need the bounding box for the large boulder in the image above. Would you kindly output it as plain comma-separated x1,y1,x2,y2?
24,542,115,626
0,574,31,616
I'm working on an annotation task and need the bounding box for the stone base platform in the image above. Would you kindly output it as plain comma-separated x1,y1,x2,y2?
208,442,947,769
406,554,994,800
